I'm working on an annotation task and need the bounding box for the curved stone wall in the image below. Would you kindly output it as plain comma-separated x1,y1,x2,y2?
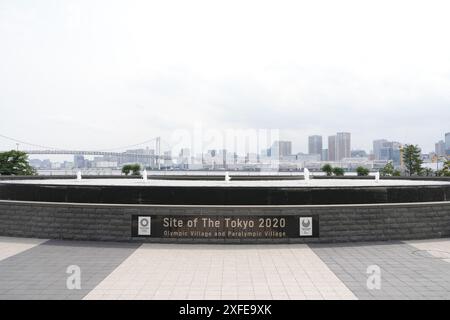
1,200,449,243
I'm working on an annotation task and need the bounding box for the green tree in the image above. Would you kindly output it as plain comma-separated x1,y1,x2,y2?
422,167,434,176
122,164,141,176
438,160,450,176
0,150,36,176
356,166,369,176
380,162,395,176
402,144,423,176
122,164,132,175
131,164,141,176
321,164,333,176
332,167,345,176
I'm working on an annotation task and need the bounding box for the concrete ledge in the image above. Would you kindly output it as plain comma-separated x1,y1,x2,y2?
2,174,450,181
1,199,450,209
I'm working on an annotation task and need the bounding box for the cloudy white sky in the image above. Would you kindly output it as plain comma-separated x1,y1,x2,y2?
1,0,449,155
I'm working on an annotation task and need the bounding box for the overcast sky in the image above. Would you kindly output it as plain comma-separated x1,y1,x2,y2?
1,0,449,155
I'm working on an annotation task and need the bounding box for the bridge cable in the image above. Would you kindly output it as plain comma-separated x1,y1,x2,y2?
0,133,165,153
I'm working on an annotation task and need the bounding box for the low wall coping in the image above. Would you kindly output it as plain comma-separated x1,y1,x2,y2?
1,199,449,209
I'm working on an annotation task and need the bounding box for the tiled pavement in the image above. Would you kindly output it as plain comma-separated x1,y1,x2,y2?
0,239,139,300
0,237,45,262
83,244,356,300
311,242,450,299
0,237,449,300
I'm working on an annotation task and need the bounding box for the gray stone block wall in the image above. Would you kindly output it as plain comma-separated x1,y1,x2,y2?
0,200,449,243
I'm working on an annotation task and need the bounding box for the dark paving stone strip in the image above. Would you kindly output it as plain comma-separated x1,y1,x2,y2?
310,241,450,300
0,240,140,300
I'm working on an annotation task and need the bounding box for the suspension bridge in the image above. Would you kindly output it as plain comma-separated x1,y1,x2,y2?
0,134,173,163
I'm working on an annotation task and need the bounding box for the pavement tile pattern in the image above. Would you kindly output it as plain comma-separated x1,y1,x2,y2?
0,239,140,300
311,241,450,300
84,244,356,300
0,237,449,300
0,237,46,262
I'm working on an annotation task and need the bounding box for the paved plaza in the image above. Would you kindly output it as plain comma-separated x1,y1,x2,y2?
0,236,449,300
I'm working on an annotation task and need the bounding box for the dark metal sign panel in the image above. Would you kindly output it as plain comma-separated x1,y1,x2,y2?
132,215,319,239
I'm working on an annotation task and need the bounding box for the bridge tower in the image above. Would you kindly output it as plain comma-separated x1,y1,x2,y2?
156,137,161,169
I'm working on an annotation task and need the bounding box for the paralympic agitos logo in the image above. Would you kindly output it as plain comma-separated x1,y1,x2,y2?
299,217,313,236
301,219,311,228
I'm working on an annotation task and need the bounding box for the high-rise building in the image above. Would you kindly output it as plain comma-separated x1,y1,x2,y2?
74,155,86,169
351,150,367,158
207,150,217,157
379,143,393,161
435,140,445,156
328,135,336,161
336,132,351,161
308,135,323,159
178,148,191,167
373,140,402,165
179,148,190,157
271,141,292,158
391,142,402,165
261,148,271,157
218,149,227,167
321,149,329,162
163,151,172,166
373,139,388,160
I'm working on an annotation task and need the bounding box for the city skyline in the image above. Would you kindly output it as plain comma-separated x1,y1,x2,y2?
1,130,449,159
1,1,450,155
15,130,449,172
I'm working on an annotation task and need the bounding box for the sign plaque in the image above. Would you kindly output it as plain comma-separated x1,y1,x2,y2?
132,215,318,239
